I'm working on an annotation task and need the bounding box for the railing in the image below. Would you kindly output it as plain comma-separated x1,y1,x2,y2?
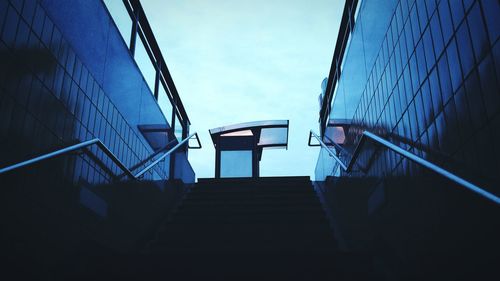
319,0,359,135
0,133,201,180
103,0,190,140
135,132,201,178
309,130,500,205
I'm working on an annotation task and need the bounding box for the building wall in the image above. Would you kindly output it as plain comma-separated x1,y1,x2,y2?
326,0,500,193
0,0,175,186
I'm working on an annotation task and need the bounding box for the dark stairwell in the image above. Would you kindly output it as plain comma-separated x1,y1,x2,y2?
61,176,379,280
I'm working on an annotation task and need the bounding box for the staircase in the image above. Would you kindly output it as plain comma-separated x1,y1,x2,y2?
72,176,377,280
10,173,498,280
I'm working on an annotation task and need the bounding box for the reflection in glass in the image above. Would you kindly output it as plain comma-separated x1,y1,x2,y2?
135,37,156,93
220,150,252,178
174,113,183,141
258,128,288,145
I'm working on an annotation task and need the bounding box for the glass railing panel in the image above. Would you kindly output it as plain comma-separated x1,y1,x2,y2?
134,37,156,93
158,85,173,125
315,146,340,181
103,0,132,47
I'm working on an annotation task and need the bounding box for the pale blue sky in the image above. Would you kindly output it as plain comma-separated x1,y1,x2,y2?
109,0,344,179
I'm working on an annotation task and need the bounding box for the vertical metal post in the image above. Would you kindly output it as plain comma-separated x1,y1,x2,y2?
129,7,139,56
154,62,161,100
215,136,221,178
252,132,259,178
169,104,177,180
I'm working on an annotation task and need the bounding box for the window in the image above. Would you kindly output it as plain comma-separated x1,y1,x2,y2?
220,151,252,178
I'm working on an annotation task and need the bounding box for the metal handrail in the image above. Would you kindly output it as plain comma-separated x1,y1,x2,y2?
0,139,135,178
310,130,500,205
0,132,201,180
135,132,200,178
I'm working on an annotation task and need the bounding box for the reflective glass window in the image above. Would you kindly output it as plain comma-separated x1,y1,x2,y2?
456,22,474,77
423,27,435,71
410,5,421,42
220,150,252,178
467,3,488,62
258,128,288,146
426,0,436,16
430,12,444,58
429,67,443,115
444,38,462,93
416,0,428,32
416,39,427,81
448,0,464,29
438,0,453,44
480,0,500,43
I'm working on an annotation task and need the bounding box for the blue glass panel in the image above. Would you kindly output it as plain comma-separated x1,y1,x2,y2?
103,0,132,47
21,0,36,24
416,39,427,82
429,60,443,115
426,0,437,16
1,5,19,48
409,53,420,93
443,98,460,151
405,20,415,57
430,12,444,58
410,5,421,43
464,70,487,130
401,0,410,22
259,128,288,145
220,150,252,178
494,41,500,88
456,21,474,77
403,67,413,106
480,0,499,45
400,27,409,63
0,0,8,30
14,16,29,49
467,2,488,62
415,90,427,132
416,0,428,32
448,0,465,29
423,27,436,71
462,0,474,12
478,55,500,119
438,0,453,44
396,2,404,35
135,38,156,94
174,113,182,141
421,78,434,124
453,85,473,142
158,85,173,125
444,38,462,93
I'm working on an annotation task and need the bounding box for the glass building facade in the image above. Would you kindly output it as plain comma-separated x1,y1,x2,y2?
317,0,500,195
0,0,195,186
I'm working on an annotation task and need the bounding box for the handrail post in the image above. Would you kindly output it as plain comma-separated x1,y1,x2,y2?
129,4,139,56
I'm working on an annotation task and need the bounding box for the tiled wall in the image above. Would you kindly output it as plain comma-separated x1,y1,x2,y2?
0,0,169,186
342,0,500,192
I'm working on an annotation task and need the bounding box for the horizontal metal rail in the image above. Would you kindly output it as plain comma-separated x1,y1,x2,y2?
134,132,199,178
310,130,500,205
0,139,135,178
0,132,201,180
